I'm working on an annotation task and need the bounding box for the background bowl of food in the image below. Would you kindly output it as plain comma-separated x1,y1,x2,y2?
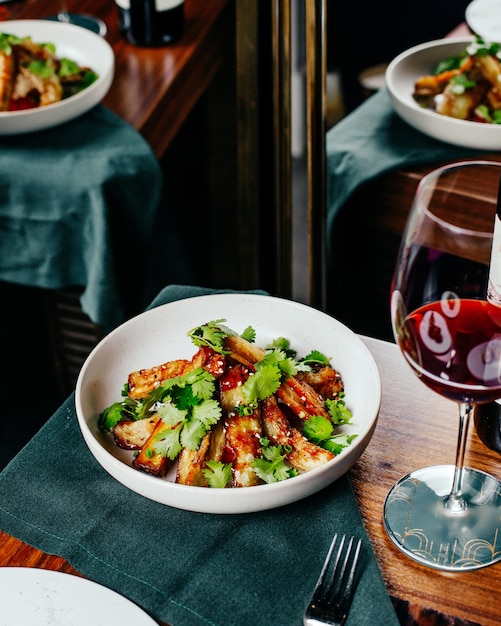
75,294,382,514
385,37,501,149
0,19,114,135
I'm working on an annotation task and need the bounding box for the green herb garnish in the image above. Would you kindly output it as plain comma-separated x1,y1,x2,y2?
252,438,297,483
203,461,232,488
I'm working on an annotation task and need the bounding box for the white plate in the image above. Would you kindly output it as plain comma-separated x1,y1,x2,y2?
386,37,501,150
466,0,501,42
0,20,114,135
0,568,157,625
75,294,382,514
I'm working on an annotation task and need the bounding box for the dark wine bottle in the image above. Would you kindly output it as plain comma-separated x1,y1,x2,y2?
116,0,184,47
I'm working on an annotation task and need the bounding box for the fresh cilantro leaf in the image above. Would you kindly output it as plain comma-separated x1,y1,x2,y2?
191,398,222,428
187,319,235,353
267,337,297,359
240,325,256,343
301,350,331,367
180,417,207,450
434,54,462,74
187,368,216,400
241,364,282,403
322,433,358,455
326,394,353,425
40,41,56,55
156,401,187,426
252,440,297,483
58,57,80,77
152,424,183,460
27,59,55,79
303,415,333,443
203,461,232,488
450,73,476,95
303,413,356,455
99,393,143,431
100,402,128,431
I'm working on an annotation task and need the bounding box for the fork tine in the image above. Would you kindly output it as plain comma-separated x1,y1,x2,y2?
310,533,340,604
335,537,362,619
305,534,362,626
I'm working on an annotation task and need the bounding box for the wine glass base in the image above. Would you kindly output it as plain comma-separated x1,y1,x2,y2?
45,14,107,37
383,465,501,571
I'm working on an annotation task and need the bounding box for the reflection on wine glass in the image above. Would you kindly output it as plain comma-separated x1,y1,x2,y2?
48,1,107,37
384,160,501,571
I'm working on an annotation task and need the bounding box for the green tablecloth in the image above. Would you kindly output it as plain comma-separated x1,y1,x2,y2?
326,87,491,259
0,104,163,332
0,285,399,626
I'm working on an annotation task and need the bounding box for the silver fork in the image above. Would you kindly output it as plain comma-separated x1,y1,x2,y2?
303,534,362,626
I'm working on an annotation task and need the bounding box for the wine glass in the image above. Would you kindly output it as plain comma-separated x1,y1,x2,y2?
48,1,107,37
383,160,501,571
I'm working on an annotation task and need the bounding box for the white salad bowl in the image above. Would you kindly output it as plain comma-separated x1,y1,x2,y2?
0,19,114,135
386,37,501,150
75,294,381,514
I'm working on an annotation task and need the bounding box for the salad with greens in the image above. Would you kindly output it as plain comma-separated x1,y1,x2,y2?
0,32,98,111
100,320,357,489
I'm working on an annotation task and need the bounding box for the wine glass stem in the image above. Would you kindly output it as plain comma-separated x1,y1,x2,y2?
58,1,70,22
444,401,473,512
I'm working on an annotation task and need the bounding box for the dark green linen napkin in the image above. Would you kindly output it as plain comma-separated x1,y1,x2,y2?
0,104,162,332
0,285,399,626
326,87,490,258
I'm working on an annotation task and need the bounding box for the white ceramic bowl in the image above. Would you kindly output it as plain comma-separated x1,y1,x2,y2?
386,37,501,150
75,294,382,514
0,20,114,135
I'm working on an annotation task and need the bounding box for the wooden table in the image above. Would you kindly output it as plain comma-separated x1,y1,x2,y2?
3,0,231,158
1,335,500,625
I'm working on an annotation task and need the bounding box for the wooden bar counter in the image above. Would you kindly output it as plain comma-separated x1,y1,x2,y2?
1,335,501,625
3,0,231,158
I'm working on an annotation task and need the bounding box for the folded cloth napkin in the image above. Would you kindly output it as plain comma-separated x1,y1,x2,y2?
326,87,490,259
0,104,163,333
0,285,399,626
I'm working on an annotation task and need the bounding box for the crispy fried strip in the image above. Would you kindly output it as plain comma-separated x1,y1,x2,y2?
224,334,265,368
262,396,334,472
297,366,343,399
128,358,189,400
225,411,262,487
277,376,330,421
133,419,174,476
219,362,262,487
128,346,225,400
113,415,160,450
207,419,226,462
176,432,211,486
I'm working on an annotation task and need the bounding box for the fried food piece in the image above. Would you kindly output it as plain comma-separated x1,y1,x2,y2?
128,358,189,399
224,334,264,368
262,396,334,471
176,432,211,486
436,80,488,120
277,376,331,421
128,347,225,400
113,415,160,450
219,362,262,487
297,365,343,399
133,419,174,476
206,419,226,462
225,411,262,487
